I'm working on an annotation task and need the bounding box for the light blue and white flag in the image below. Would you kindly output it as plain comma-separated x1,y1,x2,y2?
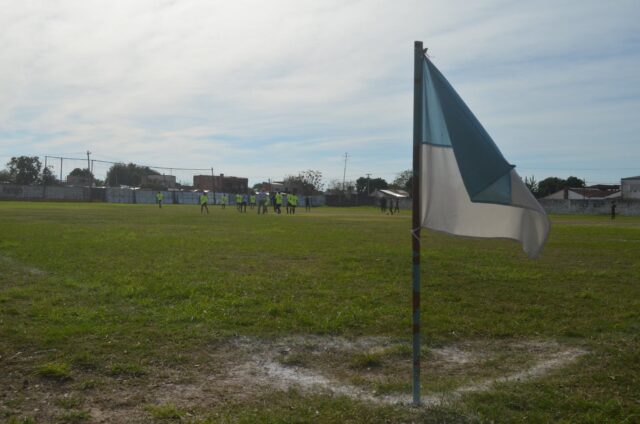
420,57,549,258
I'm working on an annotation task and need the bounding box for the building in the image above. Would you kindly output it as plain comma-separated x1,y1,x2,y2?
255,181,284,192
193,174,248,193
141,174,176,189
544,187,621,200
621,176,640,199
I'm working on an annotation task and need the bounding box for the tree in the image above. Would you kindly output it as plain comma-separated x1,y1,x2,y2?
106,163,160,187
0,169,12,183
42,167,58,185
300,170,324,193
356,176,388,194
68,168,94,179
326,179,355,194
537,177,566,198
391,169,413,192
524,175,538,196
7,156,42,185
565,176,585,188
283,170,324,194
535,175,586,198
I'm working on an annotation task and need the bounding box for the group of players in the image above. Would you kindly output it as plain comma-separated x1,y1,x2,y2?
155,190,310,215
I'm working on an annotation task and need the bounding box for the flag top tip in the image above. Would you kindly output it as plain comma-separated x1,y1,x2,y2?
414,41,428,57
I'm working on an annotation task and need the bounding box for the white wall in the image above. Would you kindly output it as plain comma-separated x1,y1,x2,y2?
622,179,640,199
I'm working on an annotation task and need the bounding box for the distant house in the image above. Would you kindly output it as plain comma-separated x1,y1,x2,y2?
544,187,621,200
621,176,640,199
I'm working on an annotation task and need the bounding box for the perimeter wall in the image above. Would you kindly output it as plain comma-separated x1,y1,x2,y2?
3,184,640,215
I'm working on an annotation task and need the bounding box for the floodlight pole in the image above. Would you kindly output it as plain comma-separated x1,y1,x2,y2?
411,40,424,406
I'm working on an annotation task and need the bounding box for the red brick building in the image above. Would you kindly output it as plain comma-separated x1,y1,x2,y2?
193,174,248,193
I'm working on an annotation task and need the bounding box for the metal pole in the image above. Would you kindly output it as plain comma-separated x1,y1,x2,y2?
43,156,48,199
411,40,424,406
60,157,63,181
342,152,349,193
211,167,216,204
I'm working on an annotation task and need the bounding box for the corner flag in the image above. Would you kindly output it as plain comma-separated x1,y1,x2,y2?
410,41,550,407
419,54,550,258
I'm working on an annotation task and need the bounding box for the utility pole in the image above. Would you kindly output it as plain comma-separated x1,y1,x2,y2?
366,173,371,195
86,151,93,187
342,152,350,193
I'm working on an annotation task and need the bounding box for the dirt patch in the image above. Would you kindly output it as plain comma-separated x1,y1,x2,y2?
0,337,586,422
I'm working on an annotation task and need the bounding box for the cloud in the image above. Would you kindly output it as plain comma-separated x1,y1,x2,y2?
0,0,638,185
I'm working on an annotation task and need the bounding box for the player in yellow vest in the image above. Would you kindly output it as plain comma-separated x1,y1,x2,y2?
275,192,282,214
289,193,298,214
156,191,164,208
200,192,209,214
221,194,227,209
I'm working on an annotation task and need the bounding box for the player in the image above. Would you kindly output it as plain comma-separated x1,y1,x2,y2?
156,191,164,208
289,192,297,214
200,191,209,214
275,192,282,214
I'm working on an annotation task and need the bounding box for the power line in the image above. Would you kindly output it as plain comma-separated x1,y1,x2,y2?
90,159,212,172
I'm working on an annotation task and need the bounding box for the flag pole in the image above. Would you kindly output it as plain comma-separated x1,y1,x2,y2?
411,40,424,406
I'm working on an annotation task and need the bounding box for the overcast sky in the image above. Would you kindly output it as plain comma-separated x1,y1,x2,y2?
1,0,639,186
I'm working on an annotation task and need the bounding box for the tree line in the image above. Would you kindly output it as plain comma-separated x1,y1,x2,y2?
0,156,161,187
524,175,586,198
1,156,587,198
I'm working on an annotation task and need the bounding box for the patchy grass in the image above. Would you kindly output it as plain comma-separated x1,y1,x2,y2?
55,396,81,409
349,352,384,370
0,202,639,422
145,403,185,420
34,362,72,381
57,409,90,423
107,362,147,377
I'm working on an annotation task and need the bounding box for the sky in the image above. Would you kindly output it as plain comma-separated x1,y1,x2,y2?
1,0,639,187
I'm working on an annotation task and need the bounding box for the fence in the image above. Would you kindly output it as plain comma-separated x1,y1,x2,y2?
4,184,640,215
538,199,640,216
324,194,411,209
0,184,326,207
0,184,91,201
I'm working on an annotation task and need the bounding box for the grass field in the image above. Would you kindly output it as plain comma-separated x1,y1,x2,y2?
0,201,638,423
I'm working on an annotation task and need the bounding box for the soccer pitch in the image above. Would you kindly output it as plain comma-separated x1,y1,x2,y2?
1,202,638,423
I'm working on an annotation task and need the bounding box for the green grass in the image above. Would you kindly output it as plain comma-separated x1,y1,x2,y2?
145,403,185,420
34,362,72,381
0,202,639,422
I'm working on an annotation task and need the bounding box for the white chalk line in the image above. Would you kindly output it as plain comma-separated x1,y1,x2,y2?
233,344,586,407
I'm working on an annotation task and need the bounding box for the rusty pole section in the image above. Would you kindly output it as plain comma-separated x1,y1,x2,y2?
411,40,424,406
